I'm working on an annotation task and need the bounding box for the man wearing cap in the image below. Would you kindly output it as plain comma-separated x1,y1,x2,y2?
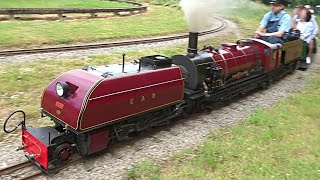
254,0,291,44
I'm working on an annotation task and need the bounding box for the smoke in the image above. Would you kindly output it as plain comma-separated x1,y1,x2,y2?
179,0,213,32
179,0,250,32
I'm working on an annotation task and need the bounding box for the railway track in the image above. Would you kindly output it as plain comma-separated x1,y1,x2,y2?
0,17,227,57
0,156,84,180
0,0,147,16
0,160,42,180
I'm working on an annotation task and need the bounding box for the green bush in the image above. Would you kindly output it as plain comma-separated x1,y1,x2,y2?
257,0,320,6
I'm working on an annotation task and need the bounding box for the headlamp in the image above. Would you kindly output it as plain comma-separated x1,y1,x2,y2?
56,82,69,98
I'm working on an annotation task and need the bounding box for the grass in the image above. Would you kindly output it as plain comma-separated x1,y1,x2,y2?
0,0,132,8
214,1,269,37
0,5,187,48
127,160,161,179
0,0,269,49
126,71,320,179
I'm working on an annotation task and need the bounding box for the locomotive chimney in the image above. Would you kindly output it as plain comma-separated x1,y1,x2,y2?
188,32,198,55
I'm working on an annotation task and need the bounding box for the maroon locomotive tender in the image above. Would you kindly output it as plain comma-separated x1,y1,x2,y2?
4,32,303,172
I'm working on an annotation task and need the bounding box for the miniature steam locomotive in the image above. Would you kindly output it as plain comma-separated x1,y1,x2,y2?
4,32,306,172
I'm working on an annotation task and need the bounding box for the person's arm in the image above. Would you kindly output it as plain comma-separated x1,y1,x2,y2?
257,30,286,37
301,22,314,40
312,16,319,35
254,25,266,38
256,25,266,33
254,12,270,38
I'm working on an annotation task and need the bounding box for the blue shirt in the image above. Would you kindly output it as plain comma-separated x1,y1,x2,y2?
260,11,291,32
298,21,314,43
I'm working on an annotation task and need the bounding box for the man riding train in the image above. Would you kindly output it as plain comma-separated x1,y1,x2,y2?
254,0,291,44
254,0,318,65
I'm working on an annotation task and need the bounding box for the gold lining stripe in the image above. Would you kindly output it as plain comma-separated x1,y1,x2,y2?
80,97,184,131
89,78,184,101
224,49,236,59
41,70,96,130
79,67,184,130
42,109,77,130
239,49,248,61
188,52,257,67
77,78,105,129
43,67,185,132
219,53,228,76
223,49,238,73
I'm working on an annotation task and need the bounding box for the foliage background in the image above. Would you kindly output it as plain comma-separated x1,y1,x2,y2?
136,0,320,8
260,0,320,6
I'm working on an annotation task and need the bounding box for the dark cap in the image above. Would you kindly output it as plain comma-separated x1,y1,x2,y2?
270,0,286,5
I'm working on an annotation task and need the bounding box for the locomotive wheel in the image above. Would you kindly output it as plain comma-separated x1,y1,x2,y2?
53,143,73,164
181,105,194,118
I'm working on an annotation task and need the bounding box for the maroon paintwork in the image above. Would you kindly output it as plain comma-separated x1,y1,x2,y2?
207,39,282,81
211,43,262,80
41,67,184,131
249,39,282,72
80,67,184,130
88,128,109,154
41,69,102,130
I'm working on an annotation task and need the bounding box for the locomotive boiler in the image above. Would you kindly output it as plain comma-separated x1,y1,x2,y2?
4,32,303,172
173,32,263,91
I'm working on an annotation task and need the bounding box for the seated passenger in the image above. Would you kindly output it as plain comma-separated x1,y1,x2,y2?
292,5,303,21
308,8,319,39
297,8,314,64
304,5,319,39
287,20,301,41
254,0,291,44
304,5,319,62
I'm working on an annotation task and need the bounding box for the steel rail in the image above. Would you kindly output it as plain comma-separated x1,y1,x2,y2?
0,160,32,176
19,157,84,179
0,157,84,179
19,171,42,180
0,160,42,180
0,17,227,57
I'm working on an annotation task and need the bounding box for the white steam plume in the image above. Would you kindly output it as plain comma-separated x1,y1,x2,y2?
179,0,214,32
179,0,247,33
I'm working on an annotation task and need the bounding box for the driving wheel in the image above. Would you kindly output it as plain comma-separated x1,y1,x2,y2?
53,143,73,164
